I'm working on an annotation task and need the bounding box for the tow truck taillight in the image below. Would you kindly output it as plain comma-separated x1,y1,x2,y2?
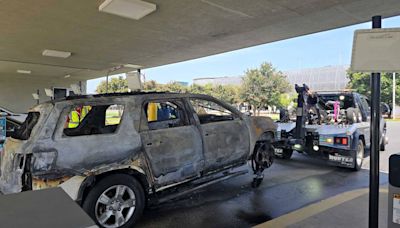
334,137,348,146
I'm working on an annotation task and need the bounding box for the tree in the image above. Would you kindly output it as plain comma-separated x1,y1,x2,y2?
161,81,189,93
143,80,159,91
96,76,128,94
212,85,241,104
240,62,291,115
278,93,295,109
347,72,400,105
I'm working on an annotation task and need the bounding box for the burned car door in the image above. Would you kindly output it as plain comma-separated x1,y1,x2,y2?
188,98,250,171
140,99,204,187
34,103,141,177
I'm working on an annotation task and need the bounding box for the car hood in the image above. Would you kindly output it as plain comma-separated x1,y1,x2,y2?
248,116,277,137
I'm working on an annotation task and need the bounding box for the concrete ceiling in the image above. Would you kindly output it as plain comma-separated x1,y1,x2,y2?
1,0,400,81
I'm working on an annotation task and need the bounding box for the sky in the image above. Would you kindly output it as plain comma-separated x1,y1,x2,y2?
87,16,400,94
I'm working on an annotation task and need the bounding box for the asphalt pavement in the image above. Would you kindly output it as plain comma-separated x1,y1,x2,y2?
137,122,399,228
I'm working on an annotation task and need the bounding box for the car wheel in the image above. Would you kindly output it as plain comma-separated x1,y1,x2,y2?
83,174,145,228
282,149,293,159
352,140,364,171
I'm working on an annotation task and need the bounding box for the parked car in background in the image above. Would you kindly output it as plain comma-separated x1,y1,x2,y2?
381,102,391,118
0,92,277,228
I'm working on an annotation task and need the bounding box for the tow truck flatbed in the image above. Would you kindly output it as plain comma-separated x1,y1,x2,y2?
273,84,388,170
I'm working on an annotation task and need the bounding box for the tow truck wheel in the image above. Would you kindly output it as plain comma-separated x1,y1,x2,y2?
380,127,387,151
353,140,364,171
276,149,293,159
83,174,145,228
380,138,386,151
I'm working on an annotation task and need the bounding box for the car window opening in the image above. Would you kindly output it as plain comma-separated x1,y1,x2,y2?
63,104,124,137
189,99,234,124
144,101,187,130
9,112,40,140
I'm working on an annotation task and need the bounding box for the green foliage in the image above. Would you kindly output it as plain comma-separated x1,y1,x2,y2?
143,80,158,91
212,85,241,104
161,82,189,93
95,62,291,111
96,76,129,94
240,62,291,113
347,72,400,105
278,93,295,109
188,83,241,104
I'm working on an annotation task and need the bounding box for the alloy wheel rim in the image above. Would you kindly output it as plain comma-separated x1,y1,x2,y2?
95,185,136,228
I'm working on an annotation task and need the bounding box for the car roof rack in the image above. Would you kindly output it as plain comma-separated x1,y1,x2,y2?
59,91,175,101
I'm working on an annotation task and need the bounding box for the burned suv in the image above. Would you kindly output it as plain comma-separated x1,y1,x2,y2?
0,92,276,227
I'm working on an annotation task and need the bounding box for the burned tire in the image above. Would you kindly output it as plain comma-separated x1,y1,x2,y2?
275,149,293,160
352,140,364,171
83,174,145,228
252,143,274,169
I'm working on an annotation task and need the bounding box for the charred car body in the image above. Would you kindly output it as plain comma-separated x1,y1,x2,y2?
0,92,276,227
274,84,388,170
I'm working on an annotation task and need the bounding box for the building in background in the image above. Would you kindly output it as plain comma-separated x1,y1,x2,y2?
173,81,189,86
193,76,243,86
285,65,349,91
192,65,349,91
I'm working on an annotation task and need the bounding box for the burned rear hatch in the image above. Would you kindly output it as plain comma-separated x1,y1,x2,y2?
0,105,49,194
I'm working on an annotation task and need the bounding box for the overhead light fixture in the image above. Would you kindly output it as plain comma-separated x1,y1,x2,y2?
64,74,71,78
124,64,142,68
17,70,31,74
32,93,39,100
42,49,72,58
99,0,156,20
44,88,54,98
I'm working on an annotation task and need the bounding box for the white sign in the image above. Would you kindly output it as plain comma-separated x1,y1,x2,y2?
126,72,143,91
350,28,400,72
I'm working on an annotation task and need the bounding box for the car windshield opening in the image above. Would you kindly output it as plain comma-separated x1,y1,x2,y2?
9,112,40,140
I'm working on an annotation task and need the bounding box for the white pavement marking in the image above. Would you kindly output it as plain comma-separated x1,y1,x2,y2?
254,188,388,228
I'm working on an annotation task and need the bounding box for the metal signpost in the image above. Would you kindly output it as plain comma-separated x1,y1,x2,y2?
0,113,6,153
394,72,397,119
349,15,400,228
369,15,381,228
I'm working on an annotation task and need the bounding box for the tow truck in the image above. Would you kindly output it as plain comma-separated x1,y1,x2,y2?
274,84,388,171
